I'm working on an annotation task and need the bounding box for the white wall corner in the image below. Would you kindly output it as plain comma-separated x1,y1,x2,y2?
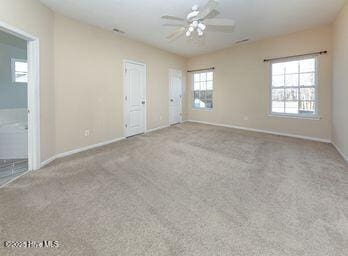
332,142,348,163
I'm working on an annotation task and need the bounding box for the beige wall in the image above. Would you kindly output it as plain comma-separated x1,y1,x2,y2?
54,14,186,154
186,26,332,141
333,3,348,160
0,0,55,162
0,1,343,162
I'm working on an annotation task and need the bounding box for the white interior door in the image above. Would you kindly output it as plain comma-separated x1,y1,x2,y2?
124,61,146,137
169,69,183,125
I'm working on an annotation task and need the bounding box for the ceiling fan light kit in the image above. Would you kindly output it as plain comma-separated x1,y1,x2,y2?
197,28,204,37
198,23,206,31
162,0,235,41
187,21,206,37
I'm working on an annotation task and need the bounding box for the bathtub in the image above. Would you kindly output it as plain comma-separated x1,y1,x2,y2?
0,122,28,159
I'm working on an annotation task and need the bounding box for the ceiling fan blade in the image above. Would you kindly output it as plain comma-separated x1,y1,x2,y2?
161,15,185,21
205,25,235,33
166,27,186,41
197,0,219,20
162,23,186,27
205,9,220,19
204,18,235,26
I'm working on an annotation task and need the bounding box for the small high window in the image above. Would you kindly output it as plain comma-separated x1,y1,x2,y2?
11,58,28,84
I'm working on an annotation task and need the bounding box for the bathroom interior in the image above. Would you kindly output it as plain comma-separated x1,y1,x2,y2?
0,30,28,186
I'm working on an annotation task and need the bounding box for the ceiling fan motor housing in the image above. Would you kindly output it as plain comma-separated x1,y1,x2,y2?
187,11,199,21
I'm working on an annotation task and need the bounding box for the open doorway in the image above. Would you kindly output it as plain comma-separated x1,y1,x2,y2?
0,30,28,185
0,22,40,187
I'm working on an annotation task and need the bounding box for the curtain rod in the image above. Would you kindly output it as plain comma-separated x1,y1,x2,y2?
263,51,328,62
187,67,215,73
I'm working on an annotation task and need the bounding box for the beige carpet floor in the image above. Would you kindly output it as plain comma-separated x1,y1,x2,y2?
0,122,347,256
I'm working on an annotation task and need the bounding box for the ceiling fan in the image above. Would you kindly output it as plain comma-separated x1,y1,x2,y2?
161,0,235,41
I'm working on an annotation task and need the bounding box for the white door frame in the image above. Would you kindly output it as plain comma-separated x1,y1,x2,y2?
0,21,40,171
169,69,183,125
123,59,147,137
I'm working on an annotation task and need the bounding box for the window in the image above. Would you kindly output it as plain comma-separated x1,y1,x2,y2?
11,58,28,84
270,57,318,117
193,71,213,109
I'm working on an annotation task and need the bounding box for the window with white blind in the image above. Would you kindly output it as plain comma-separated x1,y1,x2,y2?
193,71,213,109
270,57,318,117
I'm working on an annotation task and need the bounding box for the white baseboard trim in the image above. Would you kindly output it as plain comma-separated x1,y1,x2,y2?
40,122,338,169
187,120,331,143
146,125,170,133
56,137,125,159
40,155,57,168
40,137,125,168
332,141,348,163
40,123,173,168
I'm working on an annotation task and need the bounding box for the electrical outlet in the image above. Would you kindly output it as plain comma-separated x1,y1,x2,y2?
159,116,163,121
244,116,249,121
84,130,90,137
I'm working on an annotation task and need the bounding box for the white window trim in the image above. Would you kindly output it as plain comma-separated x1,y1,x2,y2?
269,55,319,119
192,70,214,110
11,58,28,84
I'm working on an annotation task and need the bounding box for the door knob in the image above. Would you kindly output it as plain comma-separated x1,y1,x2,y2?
142,101,146,104
170,99,174,102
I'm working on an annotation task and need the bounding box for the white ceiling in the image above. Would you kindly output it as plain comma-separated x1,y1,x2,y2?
40,0,347,57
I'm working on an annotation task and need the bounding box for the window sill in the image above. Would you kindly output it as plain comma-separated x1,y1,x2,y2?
268,114,321,120
192,108,213,112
